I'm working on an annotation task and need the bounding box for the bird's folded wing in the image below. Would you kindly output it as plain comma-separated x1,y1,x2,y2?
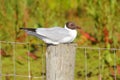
36,27,70,41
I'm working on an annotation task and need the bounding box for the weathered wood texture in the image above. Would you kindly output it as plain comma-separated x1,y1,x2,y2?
46,43,77,80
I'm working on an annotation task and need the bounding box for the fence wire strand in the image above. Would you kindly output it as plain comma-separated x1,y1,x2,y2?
41,45,45,80
27,43,31,80
1,74,43,78
13,43,16,80
114,49,117,80
0,41,2,79
84,48,88,80
98,48,102,80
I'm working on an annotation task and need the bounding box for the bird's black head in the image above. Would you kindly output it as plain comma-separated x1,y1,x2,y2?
66,22,81,30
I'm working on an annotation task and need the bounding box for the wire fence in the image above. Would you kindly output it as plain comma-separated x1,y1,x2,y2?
0,41,46,80
76,47,120,80
0,41,120,80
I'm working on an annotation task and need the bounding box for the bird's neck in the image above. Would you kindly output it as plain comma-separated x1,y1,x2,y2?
64,25,75,31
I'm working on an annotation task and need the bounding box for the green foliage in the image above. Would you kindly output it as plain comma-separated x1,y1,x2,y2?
0,0,119,45
86,0,119,47
0,0,120,47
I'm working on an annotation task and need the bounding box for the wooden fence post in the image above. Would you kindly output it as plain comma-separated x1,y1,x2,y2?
46,43,77,80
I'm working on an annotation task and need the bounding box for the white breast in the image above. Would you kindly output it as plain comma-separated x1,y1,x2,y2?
60,26,77,43
68,29,77,42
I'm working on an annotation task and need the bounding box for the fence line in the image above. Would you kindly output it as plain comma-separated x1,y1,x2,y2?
27,43,31,80
84,48,88,80
1,74,44,78
13,43,16,80
0,41,120,50
113,50,117,80
98,49,102,80
0,41,2,80
0,41,46,80
0,41,120,80
77,46,119,80
77,46,120,50
0,41,29,44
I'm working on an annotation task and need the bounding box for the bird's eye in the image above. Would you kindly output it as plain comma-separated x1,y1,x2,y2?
70,24,74,26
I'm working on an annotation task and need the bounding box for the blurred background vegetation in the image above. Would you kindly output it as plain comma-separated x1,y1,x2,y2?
0,0,120,48
0,0,120,80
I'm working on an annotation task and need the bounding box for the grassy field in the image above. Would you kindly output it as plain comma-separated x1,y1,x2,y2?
0,0,120,80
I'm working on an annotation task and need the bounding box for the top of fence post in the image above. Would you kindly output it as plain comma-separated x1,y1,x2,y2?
46,43,77,80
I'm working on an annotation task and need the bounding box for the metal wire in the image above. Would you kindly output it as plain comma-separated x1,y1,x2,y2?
98,48,102,80
77,46,120,50
84,48,88,80
41,45,45,80
0,42,2,79
27,43,31,80
114,49,117,80
13,43,16,80
0,41,29,44
1,74,44,78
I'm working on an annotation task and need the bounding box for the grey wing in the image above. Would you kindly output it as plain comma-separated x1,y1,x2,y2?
24,29,44,39
36,27,70,41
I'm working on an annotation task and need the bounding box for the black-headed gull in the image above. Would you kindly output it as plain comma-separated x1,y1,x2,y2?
20,22,81,44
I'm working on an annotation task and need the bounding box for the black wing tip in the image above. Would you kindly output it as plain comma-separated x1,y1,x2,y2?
20,28,24,30
19,28,36,32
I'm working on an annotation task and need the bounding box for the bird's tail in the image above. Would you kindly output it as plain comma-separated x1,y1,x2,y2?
20,28,41,39
20,28,36,32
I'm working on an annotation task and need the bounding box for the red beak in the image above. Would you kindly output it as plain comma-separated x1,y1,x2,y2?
76,26,81,29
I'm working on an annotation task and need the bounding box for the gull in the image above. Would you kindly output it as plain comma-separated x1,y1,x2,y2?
20,22,81,45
